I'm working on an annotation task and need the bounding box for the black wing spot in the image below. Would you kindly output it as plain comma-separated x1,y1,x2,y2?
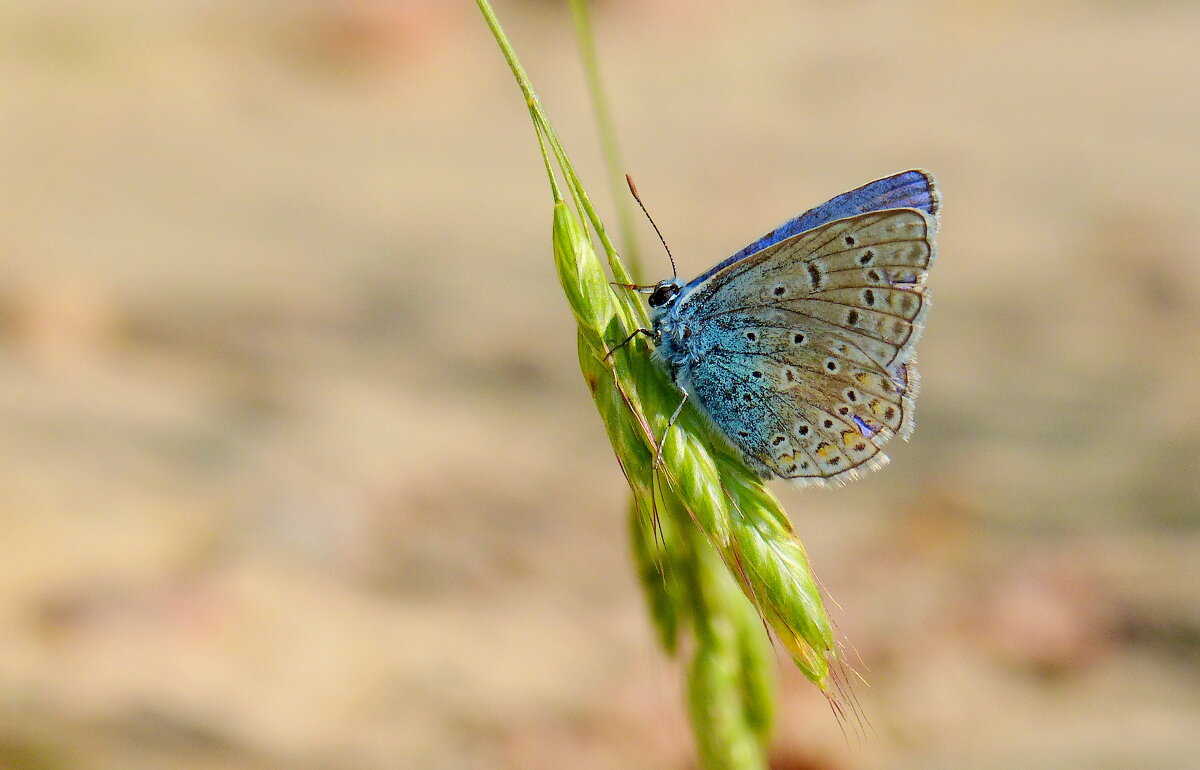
867,269,881,282
864,289,876,307
738,430,750,438
822,419,834,429
844,235,857,247
752,370,763,378
838,406,850,416
743,393,754,403
787,464,798,473
829,456,842,466
745,331,757,341
825,359,839,372
847,309,860,326
859,249,875,265
797,425,810,436
771,435,785,446
807,264,822,288
793,332,806,345
846,390,858,402
773,285,786,297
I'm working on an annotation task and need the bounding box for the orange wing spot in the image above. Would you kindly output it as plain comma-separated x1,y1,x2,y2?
841,430,859,446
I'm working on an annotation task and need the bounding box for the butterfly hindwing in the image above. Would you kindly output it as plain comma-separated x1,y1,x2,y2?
673,208,935,484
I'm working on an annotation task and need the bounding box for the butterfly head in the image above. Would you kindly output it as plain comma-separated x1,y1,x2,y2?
647,280,681,310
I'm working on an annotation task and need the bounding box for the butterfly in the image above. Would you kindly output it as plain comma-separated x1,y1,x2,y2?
630,170,939,486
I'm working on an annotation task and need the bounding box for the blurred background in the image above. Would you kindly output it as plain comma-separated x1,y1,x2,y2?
1,0,1197,768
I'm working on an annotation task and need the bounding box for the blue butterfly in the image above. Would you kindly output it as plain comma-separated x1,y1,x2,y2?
636,170,939,485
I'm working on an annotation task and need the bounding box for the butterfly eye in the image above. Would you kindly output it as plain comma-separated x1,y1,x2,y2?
648,282,679,308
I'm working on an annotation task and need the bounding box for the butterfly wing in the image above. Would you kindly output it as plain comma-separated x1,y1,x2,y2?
675,208,934,484
687,170,939,290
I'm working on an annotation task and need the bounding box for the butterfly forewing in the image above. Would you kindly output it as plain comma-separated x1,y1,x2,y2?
675,208,935,484
690,169,939,285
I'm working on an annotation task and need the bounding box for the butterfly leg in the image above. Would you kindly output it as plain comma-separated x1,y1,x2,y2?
653,387,690,469
604,327,656,361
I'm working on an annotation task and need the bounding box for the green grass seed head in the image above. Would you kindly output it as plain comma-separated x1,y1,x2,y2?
479,1,851,764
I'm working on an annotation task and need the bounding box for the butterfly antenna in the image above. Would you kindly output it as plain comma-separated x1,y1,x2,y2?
626,174,678,278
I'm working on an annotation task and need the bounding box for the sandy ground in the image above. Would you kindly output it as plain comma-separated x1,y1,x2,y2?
0,1,1197,768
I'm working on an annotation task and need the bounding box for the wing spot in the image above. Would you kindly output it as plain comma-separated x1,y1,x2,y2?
786,464,798,473
738,430,750,438
793,332,806,345
847,309,860,326
864,289,876,307
797,425,810,436
884,405,897,421
854,442,867,452
752,371,763,378
844,235,857,247
800,461,810,469
867,269,881,282
745,331,757,341
772,435,786,446
825,359,839,372
784,368,796,383
823,419,834,429
743,393,754,403
808,264,822,288
772,285,787,297
829,456,842,466
838,406,850,415
859,249,875,265
846,389,858,402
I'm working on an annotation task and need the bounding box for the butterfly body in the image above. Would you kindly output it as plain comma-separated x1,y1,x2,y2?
646,171,939,486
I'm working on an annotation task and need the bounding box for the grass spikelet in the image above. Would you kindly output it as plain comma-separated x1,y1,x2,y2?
477,2,845,765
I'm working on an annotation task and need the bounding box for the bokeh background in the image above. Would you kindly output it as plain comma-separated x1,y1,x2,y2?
1,1,1198,768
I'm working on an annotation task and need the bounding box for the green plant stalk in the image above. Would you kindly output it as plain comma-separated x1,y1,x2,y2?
567,0,641,275
477,2,844,766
